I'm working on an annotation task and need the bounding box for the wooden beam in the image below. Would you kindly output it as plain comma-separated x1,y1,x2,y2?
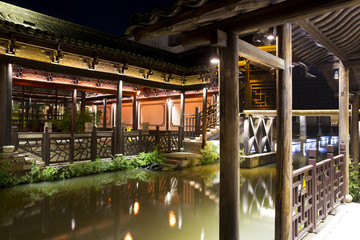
275,23,292,240
296,19,346,61
180,0,358,47
238,39,284,69
339,60,350,199
219,32,240,240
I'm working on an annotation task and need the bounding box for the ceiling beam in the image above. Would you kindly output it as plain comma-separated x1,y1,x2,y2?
238,39,284,69
180,0,359,47
296,19,346,61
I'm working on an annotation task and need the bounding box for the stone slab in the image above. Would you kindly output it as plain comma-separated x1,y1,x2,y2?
1,146,15,153
240,152,276,168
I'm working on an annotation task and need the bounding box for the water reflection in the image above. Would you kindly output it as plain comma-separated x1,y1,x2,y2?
0,141,337,240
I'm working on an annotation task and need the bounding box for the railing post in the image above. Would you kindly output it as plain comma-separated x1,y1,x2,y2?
112,126,117,155
309,149,317,233
43,127,50,166
120,126,124,155
91,126,97,161
155,126,160,146
195,107,200,136
327,145,334,212
11,126,18,150
138,130,143,154
70,132,74,164
340,143,346,202
178,126,182,151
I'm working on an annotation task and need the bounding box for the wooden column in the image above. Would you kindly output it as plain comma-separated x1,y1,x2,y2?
299,116,306,153
0,62,12,147
219,32,239,240
275,23,292,240
132,95,138,130
339,61,350,197
103,98,107,129
80,92,86,116
351,95,359,176
71,88,77,132
21,86,25,131
180,91,185,146
54,89,58,119
244,60,251,110
116,80,123,153
202,87,208,148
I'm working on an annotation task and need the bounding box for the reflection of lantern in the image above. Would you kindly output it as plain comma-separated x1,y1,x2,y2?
134,201,140,215
124,232,133,240
168,211,176,228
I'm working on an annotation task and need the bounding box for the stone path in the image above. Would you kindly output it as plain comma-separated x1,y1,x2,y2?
303,202,360,240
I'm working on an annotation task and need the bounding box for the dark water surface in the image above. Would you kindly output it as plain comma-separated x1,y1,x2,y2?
0,137,336,240
0,165,276,240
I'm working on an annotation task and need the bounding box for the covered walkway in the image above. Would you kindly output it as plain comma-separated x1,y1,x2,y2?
304,203,360,240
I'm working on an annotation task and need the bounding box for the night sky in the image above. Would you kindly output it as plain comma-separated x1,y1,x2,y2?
2,0,175,36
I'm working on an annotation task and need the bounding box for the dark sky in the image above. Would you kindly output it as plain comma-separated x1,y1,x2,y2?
2,0,175,36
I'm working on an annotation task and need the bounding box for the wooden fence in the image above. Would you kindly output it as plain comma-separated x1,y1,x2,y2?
292,143,345,240
12,126,181,166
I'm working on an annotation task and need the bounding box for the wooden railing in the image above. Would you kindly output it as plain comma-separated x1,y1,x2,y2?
12,126,181,165
292,144,345,240
183,102,220,139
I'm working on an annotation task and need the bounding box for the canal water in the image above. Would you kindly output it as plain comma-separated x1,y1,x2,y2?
0,136,338,240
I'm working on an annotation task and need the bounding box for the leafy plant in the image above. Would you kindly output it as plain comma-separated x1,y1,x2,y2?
239,149,246,164
200,142,220,165
134,147,166,167
30,163,42,183
349,161,360,202
42,167,58,181
0,165,14,187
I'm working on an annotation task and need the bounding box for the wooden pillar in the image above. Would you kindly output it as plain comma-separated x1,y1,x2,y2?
180,91,185,145
351,95,359,176
275,23,292,240
71,88,77,132
103,98,107,129
339,61,350,197
116,80,123,154
21,86,25,131
299,116,306,153
219,32,239,240
202,87,208,148
244,60,251,110
54,89,58,120
80,92,86,116
0,62,12,147
132,95,138,130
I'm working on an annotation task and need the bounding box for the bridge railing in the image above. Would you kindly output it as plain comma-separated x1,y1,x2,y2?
292,143,345,240
12,126,181,166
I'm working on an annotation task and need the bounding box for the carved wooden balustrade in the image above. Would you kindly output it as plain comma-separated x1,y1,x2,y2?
292,144,345,240
12,126,181,165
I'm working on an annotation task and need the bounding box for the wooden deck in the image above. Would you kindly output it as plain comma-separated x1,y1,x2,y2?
303,203,360,240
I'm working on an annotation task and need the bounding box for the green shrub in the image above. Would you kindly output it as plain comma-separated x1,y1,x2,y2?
200,142,220,165
30,163,42,183
134,147,165,167
42,167,58,181
58,169,71,180
349,161,360,202
239,149,246,164
0,166,13,187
